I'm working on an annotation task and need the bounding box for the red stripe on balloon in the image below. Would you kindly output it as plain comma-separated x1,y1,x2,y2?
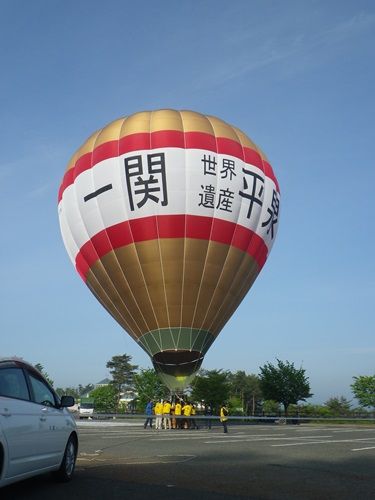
58,131,279,202
75,215,268,282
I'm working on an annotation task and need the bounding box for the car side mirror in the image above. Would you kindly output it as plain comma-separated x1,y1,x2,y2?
60,395,75,407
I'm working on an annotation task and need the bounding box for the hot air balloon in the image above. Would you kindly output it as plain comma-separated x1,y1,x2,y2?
58,110,280,391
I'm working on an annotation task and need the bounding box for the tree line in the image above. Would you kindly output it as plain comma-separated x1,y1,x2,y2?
35,357,375,417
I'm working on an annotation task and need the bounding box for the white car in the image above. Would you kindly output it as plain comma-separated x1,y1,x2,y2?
0,358,78,488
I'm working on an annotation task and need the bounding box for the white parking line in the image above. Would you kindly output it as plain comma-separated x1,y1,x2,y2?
78,455,197,465
151,436,228,442
205,439,243,444
272,438,375,447
79,431,149,437
205,435,333,445
272,440,336,447
152,433,288,442
333,428,375,434
351,446,375,451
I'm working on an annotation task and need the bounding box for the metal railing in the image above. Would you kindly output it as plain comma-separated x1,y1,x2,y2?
75,413,375,424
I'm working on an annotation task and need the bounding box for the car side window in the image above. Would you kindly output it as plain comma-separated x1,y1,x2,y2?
0,367,30,400
28,373,56,407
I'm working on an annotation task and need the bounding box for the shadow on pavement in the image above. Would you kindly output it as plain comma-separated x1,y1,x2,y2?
1,452,375,500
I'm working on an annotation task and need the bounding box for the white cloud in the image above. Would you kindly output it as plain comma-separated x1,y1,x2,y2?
28,183,52,199
193,10,375,89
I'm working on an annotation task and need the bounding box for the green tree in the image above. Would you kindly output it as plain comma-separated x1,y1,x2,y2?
106,354,138,408
298,404,331,418
133,368,169,411
259,359,312,416
190,369,231,412
324,396,352,416
55,386,80,399
78,383,95,396
229,371,262,415
351,375,375,409
90,385,118,413
34,363,54,386
262,399,281,415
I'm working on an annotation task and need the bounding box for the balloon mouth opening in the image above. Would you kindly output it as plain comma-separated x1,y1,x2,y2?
152,350,203,377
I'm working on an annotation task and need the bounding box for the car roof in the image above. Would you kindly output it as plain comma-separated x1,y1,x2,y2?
0,357,31,366
0,358,46,378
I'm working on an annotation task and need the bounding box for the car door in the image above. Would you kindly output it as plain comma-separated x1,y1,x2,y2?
0,366,42,478
27,371,69,466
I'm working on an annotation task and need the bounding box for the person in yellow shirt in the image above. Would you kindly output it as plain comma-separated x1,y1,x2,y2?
220,403,229,433
154,400,163,430
182,401,192,429
163,400,172,429
174,401,182,429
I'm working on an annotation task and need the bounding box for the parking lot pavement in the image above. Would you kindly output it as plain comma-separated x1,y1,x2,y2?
76,421,375,454
2,423,375,499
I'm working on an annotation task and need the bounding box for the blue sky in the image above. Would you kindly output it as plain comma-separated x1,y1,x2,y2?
1,0,374,404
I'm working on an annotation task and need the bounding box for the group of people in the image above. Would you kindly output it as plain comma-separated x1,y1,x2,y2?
144,399,229,433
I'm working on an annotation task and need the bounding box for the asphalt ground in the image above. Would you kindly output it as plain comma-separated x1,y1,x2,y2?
2,421,375,499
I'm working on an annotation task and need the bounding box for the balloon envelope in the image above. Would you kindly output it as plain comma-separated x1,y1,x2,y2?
58,110,280,390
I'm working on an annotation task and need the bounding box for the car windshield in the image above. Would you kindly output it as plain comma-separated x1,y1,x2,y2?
81,403,94,409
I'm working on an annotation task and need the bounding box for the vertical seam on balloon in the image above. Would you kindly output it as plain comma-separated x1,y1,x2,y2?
205,131,264,336
168,111,183,351
86,125,141,340
246,144,272,280
116,115,161,349
153,125,175,352
190,116,224,359
138,330,156,359
68,133,127,332
194,122,245,351
61,155,96,282
210,257,259,334
219,261,260,332
207,141,272,335
65,132,101,284
226,150,279,324
106,118,148,340
69,138,136,338
88,127,140,339
139,109,163,349
149,110,164,351
58,199,79,268
111,116,154,339
189,114,218,372
178,110,188,352
203,126,255,336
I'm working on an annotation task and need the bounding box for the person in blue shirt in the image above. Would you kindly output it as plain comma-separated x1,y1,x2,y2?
144,400,154,429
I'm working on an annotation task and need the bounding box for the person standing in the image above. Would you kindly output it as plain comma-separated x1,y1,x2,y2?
163,399,172,429
205,403,213,430
170,401,176,429
190,404,199,429
144,400,153,429
154,400,163,430
182,401,192,429
174,400,182,429
220,403,229,433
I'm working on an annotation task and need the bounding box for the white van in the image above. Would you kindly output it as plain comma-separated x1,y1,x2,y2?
79,399,94,419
